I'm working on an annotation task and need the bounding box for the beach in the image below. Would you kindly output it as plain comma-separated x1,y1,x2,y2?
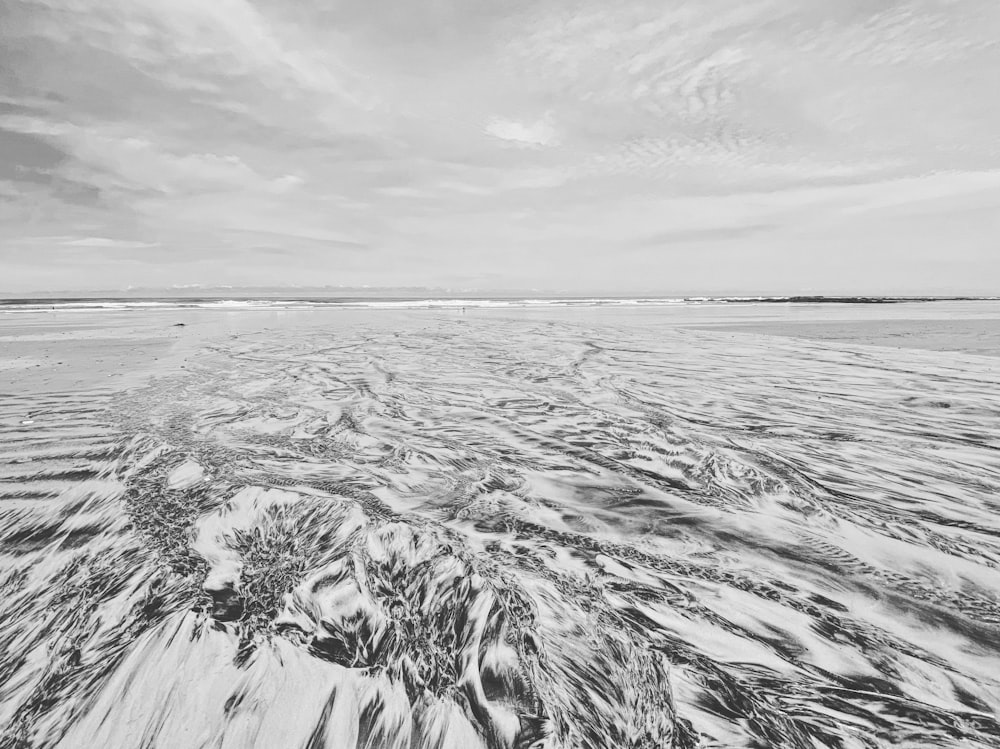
2,300,999,748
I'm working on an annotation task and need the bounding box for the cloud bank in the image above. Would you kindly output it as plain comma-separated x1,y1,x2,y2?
1,0,999,293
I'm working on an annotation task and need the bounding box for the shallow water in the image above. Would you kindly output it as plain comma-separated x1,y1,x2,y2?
2,308,1000,748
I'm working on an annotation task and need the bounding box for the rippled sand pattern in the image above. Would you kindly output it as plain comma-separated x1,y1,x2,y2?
2,313,1000,748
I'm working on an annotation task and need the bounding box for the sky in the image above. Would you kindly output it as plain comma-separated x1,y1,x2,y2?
1,0,999,294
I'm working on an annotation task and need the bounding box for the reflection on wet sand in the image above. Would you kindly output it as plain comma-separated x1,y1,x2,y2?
2,308,999,748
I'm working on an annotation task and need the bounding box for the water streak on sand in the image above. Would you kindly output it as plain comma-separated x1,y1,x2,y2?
2,312,1000,748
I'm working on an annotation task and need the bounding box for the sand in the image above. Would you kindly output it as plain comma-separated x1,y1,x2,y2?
2,302,999,749
0,317,186,396
693,317,1000,357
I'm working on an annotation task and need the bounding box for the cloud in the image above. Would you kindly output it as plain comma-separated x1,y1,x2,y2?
632,223,776,247
0,126,68,182
1,0,999,293
60,237,160,248
485,117,559,148
269,174,304,193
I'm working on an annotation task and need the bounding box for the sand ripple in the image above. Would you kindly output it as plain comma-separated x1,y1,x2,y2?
2,314,999,748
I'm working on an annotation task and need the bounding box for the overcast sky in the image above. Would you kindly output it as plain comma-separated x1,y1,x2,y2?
1,0,999,294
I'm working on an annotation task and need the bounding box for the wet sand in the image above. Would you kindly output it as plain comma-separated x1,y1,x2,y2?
693,318,1000,357
0,317,189,395
2,303,999,748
